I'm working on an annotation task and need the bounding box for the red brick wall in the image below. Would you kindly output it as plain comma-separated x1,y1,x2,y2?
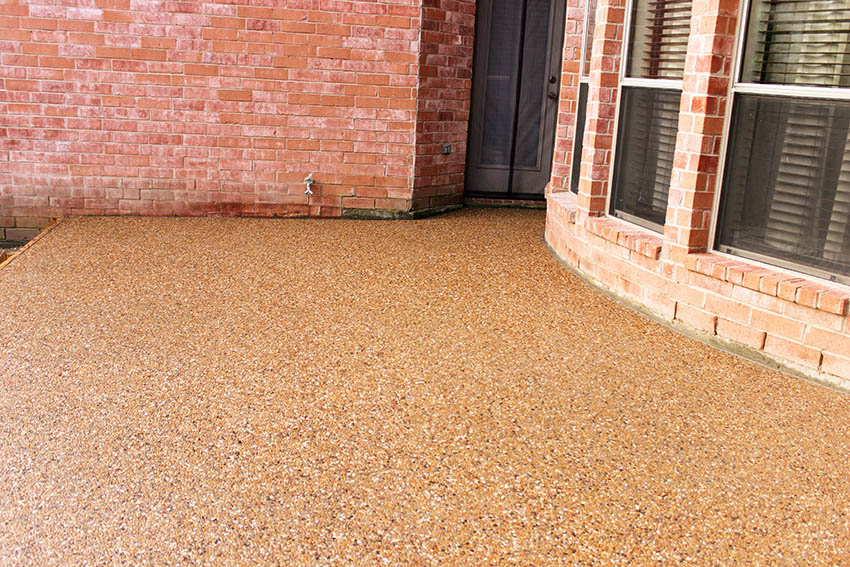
412,0,475,213
0,0,473,238
547,0,587,194
575,0,625,220
664,0,738,263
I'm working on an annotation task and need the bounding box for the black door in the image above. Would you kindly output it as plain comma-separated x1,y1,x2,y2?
465,0,566,199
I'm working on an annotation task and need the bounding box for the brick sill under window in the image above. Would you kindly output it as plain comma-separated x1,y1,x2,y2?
685,253,850,316
547,192,849,317
548,191,663,260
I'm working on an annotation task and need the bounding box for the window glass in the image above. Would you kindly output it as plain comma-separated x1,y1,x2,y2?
581,0,598,78
612,88,682,228
627,0,691,79
717,95,850,279
571,83,589,193
741,0,850,88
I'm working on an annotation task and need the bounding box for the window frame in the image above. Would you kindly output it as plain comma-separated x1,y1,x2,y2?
606,0,686,233
578,0,594,80
708,0,850,286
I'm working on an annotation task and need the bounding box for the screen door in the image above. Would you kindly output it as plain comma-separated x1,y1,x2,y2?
465,0,567,199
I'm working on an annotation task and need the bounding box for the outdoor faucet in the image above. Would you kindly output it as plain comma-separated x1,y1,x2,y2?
304,173,315,195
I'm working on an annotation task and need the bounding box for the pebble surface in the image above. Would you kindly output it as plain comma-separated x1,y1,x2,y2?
1,209,849,566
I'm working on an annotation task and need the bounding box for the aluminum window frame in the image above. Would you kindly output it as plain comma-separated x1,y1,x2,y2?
708,0,850,287
578,0,594,79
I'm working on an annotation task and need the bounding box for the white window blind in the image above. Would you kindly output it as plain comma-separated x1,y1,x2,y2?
717,96,850,280
716,0,850,281
612,88,681,227
628,0,691,79
742,0,850,88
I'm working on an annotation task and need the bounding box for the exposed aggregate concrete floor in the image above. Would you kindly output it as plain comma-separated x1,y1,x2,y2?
1,209,849,566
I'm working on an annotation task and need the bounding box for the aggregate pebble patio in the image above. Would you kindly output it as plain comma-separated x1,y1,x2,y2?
1,208,848,566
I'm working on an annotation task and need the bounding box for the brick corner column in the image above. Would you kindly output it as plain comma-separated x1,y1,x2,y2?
663,0,740,264
575,0,626,223
547,0,588,196
411,0,477,214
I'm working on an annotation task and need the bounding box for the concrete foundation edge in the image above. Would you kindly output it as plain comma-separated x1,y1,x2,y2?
342,204,463,220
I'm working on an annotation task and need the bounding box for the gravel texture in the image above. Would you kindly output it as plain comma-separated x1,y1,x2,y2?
1,209,849,566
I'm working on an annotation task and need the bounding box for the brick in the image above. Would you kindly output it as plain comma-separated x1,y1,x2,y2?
704,293,751,324
1,0,462,225
817,290,849,316
218,89,253,101
777,278,808,302
821,353,850,381
716,317,766,350
796,284,830,309
644,290,677,321
675,302,717,334
805,327,850,358
5,228,40,240
742,268,772,292
751,309,805,343
185,64,219,76
763,335,822,370
784,302,846,333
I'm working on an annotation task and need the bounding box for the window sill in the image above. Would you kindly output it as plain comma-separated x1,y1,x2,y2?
585,215,662,260
546,194,663,260
685,253,850,316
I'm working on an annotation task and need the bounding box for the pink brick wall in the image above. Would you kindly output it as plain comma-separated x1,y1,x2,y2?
574,0,624,220
412,0,475,213
0,0,477,237
547,0,587,194
547,195,850,387
664,0,738,263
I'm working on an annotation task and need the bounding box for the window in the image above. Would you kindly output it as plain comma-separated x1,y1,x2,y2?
716,0,850,283
609,0,691,231
612,87,681,226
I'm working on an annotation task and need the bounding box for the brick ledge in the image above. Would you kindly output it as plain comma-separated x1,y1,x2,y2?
685,253,849,316
585,216,663,260
547,191,577,223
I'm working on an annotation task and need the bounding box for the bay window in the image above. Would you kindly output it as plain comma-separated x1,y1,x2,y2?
716,0,850,283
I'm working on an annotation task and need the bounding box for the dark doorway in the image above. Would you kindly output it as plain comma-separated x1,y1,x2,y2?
464,0,567,200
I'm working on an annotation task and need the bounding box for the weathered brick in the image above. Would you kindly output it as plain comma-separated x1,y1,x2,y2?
716,317,766,350
751,309,805,343
821,353,850,381
675,302,718,334
764,335,822,370
805,327,850,358
2,0,474,226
